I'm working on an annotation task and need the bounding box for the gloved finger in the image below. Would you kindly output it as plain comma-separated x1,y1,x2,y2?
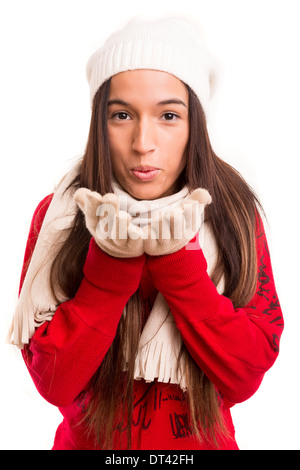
184,188,212,206
74,188,103,217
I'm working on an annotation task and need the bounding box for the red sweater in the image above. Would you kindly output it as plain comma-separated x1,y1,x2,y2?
20,195,283,450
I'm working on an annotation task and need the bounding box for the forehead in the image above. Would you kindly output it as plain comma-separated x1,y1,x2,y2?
109,70,189,103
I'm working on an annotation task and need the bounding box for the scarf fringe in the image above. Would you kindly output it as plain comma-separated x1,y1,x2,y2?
8,160,223,391
7,299,56,348
8,160,81,348
134,329,187,391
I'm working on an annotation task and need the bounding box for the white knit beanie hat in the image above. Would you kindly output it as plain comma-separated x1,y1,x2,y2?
86,16,219,115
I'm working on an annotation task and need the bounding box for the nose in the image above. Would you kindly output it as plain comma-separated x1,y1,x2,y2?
131,118,155,156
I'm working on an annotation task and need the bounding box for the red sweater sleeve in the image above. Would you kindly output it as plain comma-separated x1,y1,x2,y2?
21,197,145,407
146,219,284,406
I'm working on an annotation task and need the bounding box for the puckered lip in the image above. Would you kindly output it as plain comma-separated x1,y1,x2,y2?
130,165,160,172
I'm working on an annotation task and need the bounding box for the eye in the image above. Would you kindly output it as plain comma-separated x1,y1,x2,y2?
112,112,131,120
161,112,179,121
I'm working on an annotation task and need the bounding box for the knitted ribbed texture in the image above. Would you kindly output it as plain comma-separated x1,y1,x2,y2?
86,17,219,114
9,160,220,391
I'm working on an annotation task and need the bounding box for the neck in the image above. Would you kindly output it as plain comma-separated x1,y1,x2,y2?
111,179,190,227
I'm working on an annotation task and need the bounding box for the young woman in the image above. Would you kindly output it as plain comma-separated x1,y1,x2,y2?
9,17,284,450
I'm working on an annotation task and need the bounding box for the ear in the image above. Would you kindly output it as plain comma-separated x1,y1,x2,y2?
74,188,103,217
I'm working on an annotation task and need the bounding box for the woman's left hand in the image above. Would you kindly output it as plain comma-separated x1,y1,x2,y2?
144,188,211,256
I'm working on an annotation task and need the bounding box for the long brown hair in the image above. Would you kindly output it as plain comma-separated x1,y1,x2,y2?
50,78,262,448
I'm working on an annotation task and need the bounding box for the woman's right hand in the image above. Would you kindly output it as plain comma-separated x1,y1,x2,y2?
74,188,145,258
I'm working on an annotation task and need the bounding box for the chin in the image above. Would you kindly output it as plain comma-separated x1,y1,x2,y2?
128,184,168,201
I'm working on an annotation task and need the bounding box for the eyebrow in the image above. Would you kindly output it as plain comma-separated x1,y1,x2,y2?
107,98,187,108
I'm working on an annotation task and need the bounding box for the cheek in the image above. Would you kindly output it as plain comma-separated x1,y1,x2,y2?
108,128,122,157
108,129,129,174
174,131,189,175
165,129,189,166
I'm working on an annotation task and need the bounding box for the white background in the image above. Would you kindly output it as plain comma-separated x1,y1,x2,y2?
0,0,299,450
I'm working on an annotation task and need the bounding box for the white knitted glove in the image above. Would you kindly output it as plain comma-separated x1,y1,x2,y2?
74,187,212,258
144,188,212,256
74,188,145,258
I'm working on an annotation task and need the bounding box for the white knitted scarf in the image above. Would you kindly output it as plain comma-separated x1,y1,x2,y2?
8,161,224,390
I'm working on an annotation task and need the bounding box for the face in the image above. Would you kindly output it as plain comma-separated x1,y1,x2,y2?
107,70,189,200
